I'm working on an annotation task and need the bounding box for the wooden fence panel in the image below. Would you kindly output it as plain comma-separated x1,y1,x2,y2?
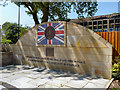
118,32,120,56
115,32,118,56
106,32,109,42
112,32,115,48
97,31,120,58
103,32,106,40
109,32,112,44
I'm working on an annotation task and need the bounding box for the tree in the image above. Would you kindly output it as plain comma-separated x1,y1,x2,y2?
15,2,98,25
2,22,29,44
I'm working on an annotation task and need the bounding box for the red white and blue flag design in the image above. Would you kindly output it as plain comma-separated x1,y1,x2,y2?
37,23,64,45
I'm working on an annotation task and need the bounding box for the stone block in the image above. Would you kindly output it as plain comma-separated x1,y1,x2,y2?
106,42,113,48
67,35,107,47
87,28,94,34
85,54,111,63
1,52,13,66
74,26,84,35
94,68,112,79
13,46,45,57
12,54,24,64
94,33,101,39
67,23,75,35
99,37,108,45
12,45,22,52
54,47,85,60
17,31,36,46
77,25,94,35
78,48,112,56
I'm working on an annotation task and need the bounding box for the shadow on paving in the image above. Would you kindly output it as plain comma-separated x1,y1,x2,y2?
0,65,110,89
1,81,19,90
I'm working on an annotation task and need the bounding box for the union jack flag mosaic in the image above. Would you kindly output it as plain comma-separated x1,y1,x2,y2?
37,23,64,45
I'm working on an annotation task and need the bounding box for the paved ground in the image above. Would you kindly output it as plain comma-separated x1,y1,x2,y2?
0,65,112,89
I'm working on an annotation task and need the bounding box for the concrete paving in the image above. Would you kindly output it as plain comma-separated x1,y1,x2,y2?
0,65,112,89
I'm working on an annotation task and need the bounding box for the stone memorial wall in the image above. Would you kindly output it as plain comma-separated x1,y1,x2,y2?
8,21,112,79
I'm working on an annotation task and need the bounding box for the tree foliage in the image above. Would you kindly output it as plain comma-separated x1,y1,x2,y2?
15,2,98,25
2,22,29,44
1,37,12,44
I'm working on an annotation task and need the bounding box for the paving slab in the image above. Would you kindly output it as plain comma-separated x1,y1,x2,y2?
4,80,37,89
28,78,50,86
3,74,25,81
14,77,33,83
13,81,37,88
64,79,89,88
56,77,72,82
90,78,110,85
26,73,43,79
1,77,13,83
83,82,107,88
18,70,33,74
1,73,13,78
60,85,71,88
0,85,6,90
43,84,59,88
46,79,68,87
83,78,110,88
0,65,113,89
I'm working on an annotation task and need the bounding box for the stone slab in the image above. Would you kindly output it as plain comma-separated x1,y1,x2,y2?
28,78,50,86
83,82,106,88
56,77,72,82
0,85,6,90
64,80,89,88
90,78,110,85
14,77,33,83
0,65,113,88
10,80,37,88
43,84,59,88
46,79,68,87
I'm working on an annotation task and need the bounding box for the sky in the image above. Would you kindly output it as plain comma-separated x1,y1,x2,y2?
0,1,119,27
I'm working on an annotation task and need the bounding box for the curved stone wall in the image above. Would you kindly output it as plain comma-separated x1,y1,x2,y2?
10,21,112,79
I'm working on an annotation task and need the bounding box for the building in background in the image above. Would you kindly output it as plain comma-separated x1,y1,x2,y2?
70,13,120,32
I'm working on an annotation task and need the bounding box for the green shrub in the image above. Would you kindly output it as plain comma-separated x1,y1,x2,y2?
1,38,12,44
112,59,120,81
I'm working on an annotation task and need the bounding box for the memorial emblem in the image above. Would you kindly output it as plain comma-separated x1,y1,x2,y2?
37,23,64,45
45,26,55,40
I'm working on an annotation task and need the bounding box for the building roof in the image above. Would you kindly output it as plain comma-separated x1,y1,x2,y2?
70,13,120,23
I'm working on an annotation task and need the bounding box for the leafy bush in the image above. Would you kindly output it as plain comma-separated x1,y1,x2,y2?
112,58,120,81
2,22,29,44
1,38,12,44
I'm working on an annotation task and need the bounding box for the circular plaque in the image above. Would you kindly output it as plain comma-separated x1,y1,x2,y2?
45,26,55,40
